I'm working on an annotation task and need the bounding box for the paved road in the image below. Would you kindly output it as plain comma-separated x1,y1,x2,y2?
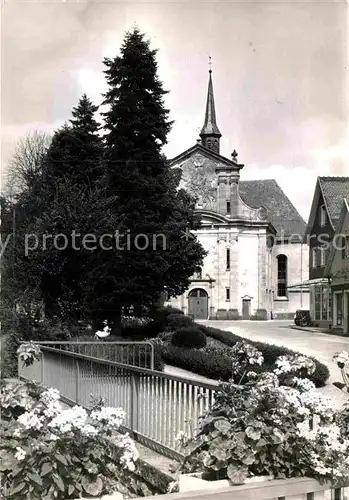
197,319,349,408
198,319,348,373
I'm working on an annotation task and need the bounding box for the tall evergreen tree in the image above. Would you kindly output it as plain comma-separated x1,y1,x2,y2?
43,94,104,192
82,27,206,326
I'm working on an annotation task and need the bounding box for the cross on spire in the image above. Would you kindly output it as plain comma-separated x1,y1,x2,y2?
208,55,212,73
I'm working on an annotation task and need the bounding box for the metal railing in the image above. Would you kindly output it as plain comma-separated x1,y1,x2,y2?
30,341,155,370
19,346,216,460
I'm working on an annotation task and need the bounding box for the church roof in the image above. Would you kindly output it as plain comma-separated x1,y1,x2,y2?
200,70,221,138
238,179,306,237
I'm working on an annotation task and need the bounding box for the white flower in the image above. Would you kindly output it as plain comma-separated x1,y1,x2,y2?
49,406,88,433
14,447,26,461
293,377,316,393
18,411,44,431
48,433,59,441
90,407,125,428
119,433,139,471
40,388,60,404
333,351,349,365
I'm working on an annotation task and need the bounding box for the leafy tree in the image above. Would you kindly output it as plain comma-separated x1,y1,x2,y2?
1,95,106,326
5,131,51,200
80,27,206,327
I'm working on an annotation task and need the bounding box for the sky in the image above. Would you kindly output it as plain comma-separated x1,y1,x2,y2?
1,0,348,221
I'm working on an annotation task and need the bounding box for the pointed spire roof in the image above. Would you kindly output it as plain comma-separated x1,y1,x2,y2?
200,67,221,138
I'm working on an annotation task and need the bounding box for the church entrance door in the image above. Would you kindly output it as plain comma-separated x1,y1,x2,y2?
188,289,208,319
242,299,251,320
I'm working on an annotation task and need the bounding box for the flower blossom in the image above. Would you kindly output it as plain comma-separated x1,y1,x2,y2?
14,447,26,461
18,411,44,431
90,407,125,428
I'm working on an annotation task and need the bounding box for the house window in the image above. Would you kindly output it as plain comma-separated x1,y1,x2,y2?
277,254,287,297
319,205,327,227
226,248,230,270
312,247,326,267
335,293,343,326
226,201,231,215
226,288,230,301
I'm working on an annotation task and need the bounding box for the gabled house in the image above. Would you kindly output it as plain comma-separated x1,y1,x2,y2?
302,177,349,328
324,199,349,335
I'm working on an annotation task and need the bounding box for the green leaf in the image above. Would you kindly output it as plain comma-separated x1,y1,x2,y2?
52,474,65,492
55,453,68,466
27,472,42,486
213,419,231,435
245,426,261,441
85,477,103,496
10,482,26,494
68,484,75,496
227,464,248,484
41,462,52,476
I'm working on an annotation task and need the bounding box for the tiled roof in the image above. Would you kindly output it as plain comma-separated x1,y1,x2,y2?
318,177,349,227
239,179,306,237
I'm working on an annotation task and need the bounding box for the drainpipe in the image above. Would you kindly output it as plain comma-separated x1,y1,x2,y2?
301,242,303,308
257,234,260,311
217,231,220,312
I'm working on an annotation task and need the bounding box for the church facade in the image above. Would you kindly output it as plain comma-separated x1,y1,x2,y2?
165,70,309,320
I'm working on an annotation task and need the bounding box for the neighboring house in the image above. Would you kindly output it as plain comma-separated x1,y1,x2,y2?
324,199,349,335
165,69,308,320
300,177,349,328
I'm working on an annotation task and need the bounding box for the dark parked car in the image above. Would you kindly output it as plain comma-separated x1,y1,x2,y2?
294,310,312,327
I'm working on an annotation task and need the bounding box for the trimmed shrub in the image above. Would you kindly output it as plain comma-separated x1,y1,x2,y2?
171,326,207,349
167,314,193,330
160,345,231,381
120,320,162,340
199,325,329,388
152,306,184,325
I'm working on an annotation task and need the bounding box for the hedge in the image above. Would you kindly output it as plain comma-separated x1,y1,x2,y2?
198,325,329,388
171,326,207,349
159,345,232,381
167,314,193,329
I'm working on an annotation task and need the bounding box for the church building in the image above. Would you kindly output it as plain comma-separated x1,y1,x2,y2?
166,69,309,320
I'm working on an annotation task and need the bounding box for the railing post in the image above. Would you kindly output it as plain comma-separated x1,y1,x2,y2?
75,359,80,404
150,343,154,371
130,372,139,438
40,351,44,384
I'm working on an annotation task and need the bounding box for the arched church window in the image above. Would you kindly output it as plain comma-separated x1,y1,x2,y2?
277,254,287,297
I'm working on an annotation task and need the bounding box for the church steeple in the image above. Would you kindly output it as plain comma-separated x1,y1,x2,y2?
200,59,221,154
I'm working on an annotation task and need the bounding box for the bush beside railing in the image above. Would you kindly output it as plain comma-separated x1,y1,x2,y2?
19,346,217,460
